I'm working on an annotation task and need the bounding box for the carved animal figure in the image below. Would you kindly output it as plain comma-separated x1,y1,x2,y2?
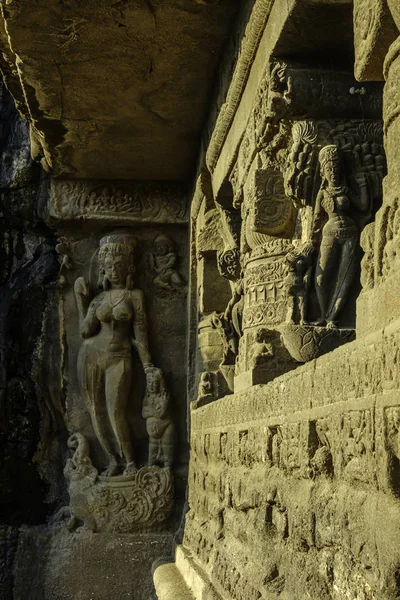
250,328,274,368
284,245,314,325
64,432,97,483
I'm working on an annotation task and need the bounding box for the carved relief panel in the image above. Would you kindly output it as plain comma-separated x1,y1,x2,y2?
281,119,385,360
54,191,188,531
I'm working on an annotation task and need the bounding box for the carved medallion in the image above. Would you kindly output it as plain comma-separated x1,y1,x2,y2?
247,169,294,237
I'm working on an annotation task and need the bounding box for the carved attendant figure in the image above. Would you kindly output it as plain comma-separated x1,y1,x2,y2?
312,145,369,327
74,232,153,477
284,245,314,325
142,367,175,468
151,234,186,292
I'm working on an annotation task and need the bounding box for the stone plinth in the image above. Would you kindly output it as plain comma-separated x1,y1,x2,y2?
68,465,174,533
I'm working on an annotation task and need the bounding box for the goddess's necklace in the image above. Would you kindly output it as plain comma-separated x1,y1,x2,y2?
326,181,345,196
108,288,127,309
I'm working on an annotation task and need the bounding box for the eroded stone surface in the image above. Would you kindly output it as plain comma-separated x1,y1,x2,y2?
14,526,173,600
172,319,400,599
155,1,400,600
0,0,240,179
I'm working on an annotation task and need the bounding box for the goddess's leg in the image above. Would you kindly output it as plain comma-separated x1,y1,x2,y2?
79,351,118,475
105,356,136,473
161,423,176,469
315,238,340,324
326,235,358,323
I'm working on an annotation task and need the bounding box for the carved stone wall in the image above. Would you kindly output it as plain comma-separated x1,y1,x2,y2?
168,321,400,599
57,223,188,473
354,0,400,339
5,0,400,598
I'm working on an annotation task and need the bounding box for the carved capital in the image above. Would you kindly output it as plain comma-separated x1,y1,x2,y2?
246,168,295,237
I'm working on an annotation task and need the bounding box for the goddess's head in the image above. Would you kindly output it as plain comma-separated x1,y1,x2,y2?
99,232,138,289
319,145,342,185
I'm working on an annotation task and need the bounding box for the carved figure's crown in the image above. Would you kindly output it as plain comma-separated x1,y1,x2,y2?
154,234,174,247
319,144,339,165
99,230,138,249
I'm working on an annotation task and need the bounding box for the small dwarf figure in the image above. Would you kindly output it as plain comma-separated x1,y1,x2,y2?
142,367,176,469
251,328,274,368
196,371,214,406
151,234,186,292
284,245,314,325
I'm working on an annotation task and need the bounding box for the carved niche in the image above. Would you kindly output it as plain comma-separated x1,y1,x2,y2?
194,204,238,406
55,227,188,532
281,119,385,361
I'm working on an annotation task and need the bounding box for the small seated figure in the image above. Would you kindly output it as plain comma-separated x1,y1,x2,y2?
250,328,274,368
284,246,314,325
195,371,215,407
142,367,176,469
151,234,186,293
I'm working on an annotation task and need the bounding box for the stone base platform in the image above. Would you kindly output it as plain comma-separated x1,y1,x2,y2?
67,466,174,533
14,525,173,600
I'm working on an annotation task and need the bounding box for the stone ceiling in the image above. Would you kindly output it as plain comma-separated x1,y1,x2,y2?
0,0,240,181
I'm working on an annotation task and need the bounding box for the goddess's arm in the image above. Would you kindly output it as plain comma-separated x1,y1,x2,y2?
310,190,324,244
349,177,370,213
74,277,99,337
81,300,100,339
132,290,152,368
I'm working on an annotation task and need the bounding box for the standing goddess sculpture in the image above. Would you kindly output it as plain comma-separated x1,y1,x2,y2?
312,145,369,328
74,232,153,476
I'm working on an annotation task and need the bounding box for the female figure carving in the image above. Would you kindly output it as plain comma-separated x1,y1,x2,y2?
312,145,369,327
74,232,153,477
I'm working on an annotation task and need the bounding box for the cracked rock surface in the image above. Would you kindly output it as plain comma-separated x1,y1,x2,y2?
0,0,239,180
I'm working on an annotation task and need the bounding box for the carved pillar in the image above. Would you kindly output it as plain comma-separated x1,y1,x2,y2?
354,0,400,334
235,165,296,390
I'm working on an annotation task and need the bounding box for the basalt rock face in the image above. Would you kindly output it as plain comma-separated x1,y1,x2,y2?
0,81,61,600
0,0,241,181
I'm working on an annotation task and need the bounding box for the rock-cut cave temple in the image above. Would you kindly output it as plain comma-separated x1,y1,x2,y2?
1,1,400,599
